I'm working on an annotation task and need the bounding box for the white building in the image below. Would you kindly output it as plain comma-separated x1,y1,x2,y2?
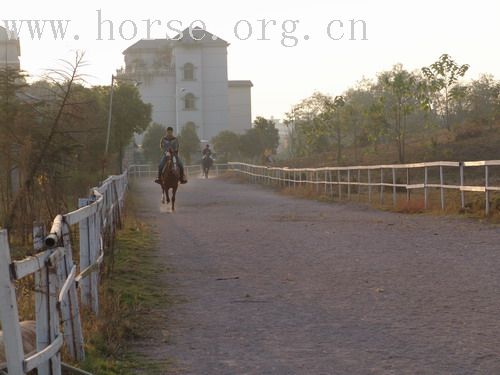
0,26,20,69
119,28,252,142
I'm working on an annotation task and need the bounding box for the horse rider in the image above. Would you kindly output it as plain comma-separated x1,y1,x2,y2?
202,144,212,159
155,126,188,184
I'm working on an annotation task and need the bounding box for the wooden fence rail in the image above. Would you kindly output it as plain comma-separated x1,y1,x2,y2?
228,160,500,215
128,163,229,178
0,171,128,375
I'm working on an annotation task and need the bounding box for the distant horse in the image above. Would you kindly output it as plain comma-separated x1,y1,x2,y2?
201,155,213,179
160,149,179,211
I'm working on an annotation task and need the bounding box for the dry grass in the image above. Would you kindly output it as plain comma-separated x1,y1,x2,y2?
395,197,427,214
79,196,171,374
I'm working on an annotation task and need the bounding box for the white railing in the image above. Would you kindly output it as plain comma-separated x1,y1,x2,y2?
228,161,500,215
0,171,128,375
128,163,230,178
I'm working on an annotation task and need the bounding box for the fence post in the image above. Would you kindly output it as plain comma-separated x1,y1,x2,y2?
347,169,351,200
424,166,429,209
380,168,384,205
460,162,465,209
0,230,25,375
60,225,85,362
357,169,361,200
47,255,62,375
324,170,328,195
85,195,100,313
440,165,445,210
368,169,372,203
406,168,410,202
329,170,333,196
33,224,51,375
485,165,490,215
338,170,342,200
78,199,91,308
392,168,397,207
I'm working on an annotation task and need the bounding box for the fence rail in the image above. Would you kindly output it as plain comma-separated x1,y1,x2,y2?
228,160,500,215
128,163,230,178
0,171,128,375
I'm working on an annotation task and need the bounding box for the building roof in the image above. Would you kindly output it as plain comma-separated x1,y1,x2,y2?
123,39,172,54
175,27,228,46
123,27,228,54
228,80,253,87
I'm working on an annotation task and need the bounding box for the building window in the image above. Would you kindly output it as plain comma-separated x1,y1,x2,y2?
183,63,195,80
184,93,196,110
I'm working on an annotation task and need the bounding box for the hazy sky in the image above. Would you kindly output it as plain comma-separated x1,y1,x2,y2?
3,0,500,119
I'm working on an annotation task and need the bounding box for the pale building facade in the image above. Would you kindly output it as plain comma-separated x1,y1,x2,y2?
119,28,252,142
0,26,20,69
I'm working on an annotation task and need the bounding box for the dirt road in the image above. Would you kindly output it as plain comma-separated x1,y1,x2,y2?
133,176,500,375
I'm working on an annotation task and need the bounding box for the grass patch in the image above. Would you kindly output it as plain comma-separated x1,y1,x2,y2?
79,196,172,374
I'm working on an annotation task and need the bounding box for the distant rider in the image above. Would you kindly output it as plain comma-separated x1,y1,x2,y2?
202,144,212,159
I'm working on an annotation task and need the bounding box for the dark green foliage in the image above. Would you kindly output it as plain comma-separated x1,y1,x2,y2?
141,123,166,164
178,122,200,165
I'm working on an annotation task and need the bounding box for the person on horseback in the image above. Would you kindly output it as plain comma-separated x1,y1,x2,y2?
202,144,212,159
155,126,187,184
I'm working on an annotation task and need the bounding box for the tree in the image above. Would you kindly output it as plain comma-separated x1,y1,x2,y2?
422,54,470,130
4,53,88,230
239,128,260,159
0,67,27,222
290,92,346,162
239,117,279,160
375,64,420,163
178,122,200,165
142,123,165,164
284,108,309,158
211,130,241,162
467,74,500,130
343,85,375,163
107,83,152,172
253,116,280,154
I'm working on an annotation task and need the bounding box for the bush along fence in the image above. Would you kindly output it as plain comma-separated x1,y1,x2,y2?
228,160,500,215
0,172,128,375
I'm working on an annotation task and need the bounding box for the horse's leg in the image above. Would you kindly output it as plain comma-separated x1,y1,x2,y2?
166,188,170,204
161,186,165,204
172,185,177,211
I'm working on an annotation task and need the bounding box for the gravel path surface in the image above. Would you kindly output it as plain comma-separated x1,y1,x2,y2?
133,176,500,375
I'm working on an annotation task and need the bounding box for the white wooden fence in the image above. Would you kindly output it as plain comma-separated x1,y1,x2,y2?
0,172,128,375
128,163,230,178
228,160,500,215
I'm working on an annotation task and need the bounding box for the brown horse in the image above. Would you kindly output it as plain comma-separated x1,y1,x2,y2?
160,149,179,211
201,155,213,179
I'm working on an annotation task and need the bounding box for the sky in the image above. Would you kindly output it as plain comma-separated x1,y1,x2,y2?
3,0,500,119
